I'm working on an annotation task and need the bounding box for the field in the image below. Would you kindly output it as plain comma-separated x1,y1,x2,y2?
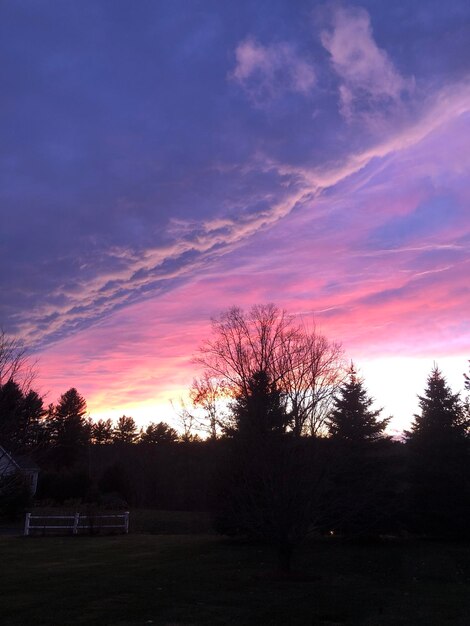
1,514,470,625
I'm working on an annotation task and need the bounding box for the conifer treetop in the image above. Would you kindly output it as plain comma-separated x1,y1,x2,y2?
327,364,389,443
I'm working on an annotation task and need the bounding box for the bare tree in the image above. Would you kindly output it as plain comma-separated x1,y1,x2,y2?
189,373,227,439
0,330,36,391
196,304,345,437
276,325,345,436
171,399,201,442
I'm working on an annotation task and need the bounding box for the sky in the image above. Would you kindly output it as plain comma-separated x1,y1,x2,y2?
1,0,469,435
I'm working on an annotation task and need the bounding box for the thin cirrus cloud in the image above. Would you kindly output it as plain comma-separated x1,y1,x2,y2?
1,1,469,429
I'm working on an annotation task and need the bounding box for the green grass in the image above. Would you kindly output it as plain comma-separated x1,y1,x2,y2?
1,531,470,625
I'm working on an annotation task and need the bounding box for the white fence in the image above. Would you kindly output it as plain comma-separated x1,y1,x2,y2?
24,511,130,536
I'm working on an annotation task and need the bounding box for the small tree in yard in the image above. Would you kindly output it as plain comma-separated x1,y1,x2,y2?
406,366,470,536
216,370,326,573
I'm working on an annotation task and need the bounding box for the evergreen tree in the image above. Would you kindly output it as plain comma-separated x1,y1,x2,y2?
47,388,90,467
228,369,290,439
325,365,395,536
0,380,46,452
91,418,114,445
406,366,470,536
409,366,467,438
140,421,178,444
0,380,26,449
112,415,138,444
18,389,47,450
327,364,389,444
217,370,318,572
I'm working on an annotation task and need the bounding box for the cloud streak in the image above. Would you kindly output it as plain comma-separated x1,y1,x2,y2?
1,1,470,429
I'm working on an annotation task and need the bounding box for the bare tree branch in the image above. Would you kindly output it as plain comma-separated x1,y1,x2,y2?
195,304,346,437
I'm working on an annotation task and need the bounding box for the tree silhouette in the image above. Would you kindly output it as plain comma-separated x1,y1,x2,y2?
406,366,470,536
197,304,344,437
0,380,46,452
140,421,178,444
91,419,114,445
228,370,290,438
47,388,90,468
0,330,36,389
113,415,138,444
190,374,225,439
325,365,394,536
327,364,389,443
217,369,325,573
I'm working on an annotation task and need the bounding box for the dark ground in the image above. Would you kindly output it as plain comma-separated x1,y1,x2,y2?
1,516,470,625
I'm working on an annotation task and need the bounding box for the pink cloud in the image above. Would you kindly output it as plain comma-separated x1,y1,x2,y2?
232,37,316,105
321,5,414,122
34,75,470,431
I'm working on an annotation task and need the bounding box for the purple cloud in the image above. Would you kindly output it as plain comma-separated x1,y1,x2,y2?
231,37,316,105
321,5,414,122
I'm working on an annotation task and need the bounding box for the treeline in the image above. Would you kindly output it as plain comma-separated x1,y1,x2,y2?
0,382,180,456
1,309,470,571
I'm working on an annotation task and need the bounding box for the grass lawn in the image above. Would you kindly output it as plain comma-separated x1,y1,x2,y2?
1,532,470,625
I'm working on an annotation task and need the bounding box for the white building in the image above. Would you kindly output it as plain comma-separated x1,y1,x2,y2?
0,445,39,495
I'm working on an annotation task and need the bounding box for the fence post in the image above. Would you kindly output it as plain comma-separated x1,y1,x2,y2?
24,512,31,536
124,511,129,534
73,512,80,535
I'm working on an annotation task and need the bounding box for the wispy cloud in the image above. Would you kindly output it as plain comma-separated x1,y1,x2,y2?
231,37,316,105
3,1,470,428
321,5,414,122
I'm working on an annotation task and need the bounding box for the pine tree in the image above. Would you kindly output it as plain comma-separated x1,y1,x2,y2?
91,418,114,445
217,370,313,572
228,369,290,439
325,365,395,536
327,364,389,444
48,388,90,467
0,381,47,452
112,415,138,444
140,422,178,444
409,365,467,438
406,366,470,537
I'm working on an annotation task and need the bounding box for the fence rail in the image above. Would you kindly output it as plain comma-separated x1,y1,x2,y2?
24,512,130,536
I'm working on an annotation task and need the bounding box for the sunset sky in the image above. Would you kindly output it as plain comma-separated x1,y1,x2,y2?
1,1,469,434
